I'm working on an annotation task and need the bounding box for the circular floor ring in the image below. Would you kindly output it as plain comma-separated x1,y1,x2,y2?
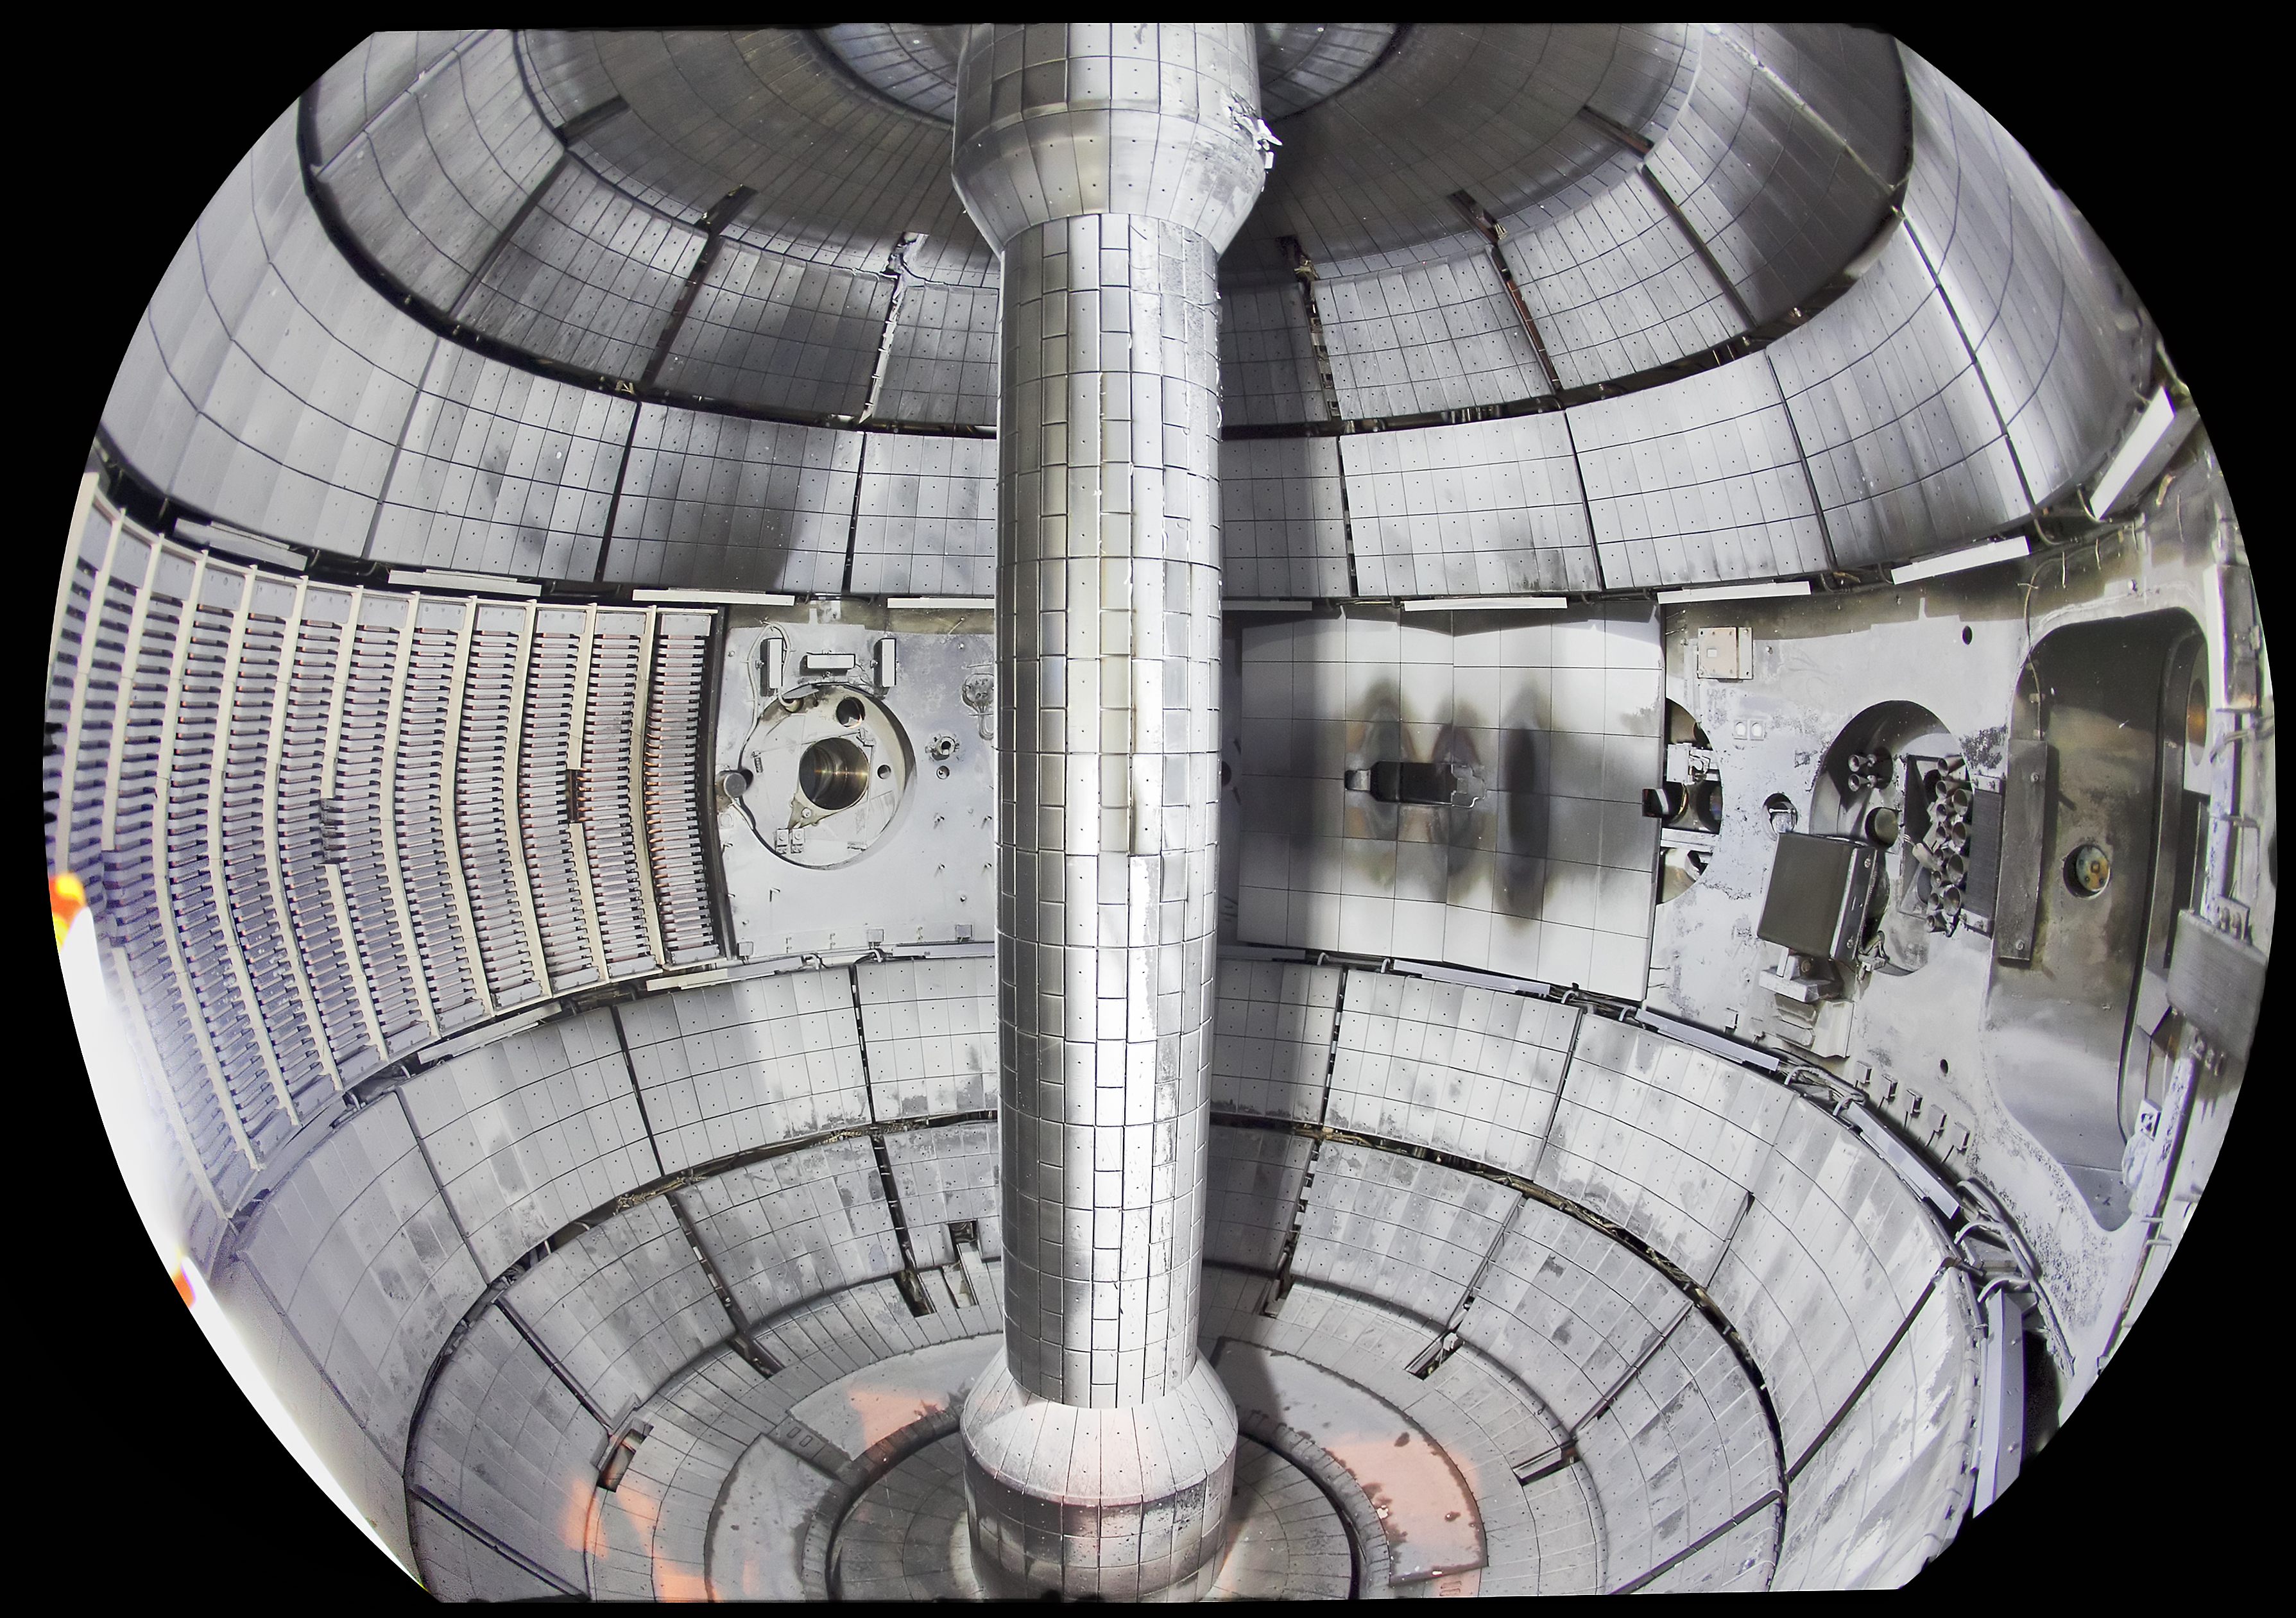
828,1434,1353,1602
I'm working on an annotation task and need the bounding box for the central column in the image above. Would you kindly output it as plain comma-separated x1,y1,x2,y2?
951,22,1269,1603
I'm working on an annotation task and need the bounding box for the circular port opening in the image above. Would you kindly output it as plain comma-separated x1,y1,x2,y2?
2064,843,2111,897
798,737,873,812
875,763,892,779
835,697,866,726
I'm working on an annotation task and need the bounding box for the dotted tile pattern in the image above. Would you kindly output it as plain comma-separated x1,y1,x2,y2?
239,1099,485,1459
875,280,1002,427
310,30,563,317
1897,49,2149,510
1314,251,1550,420
857,955,998,1118
616,971,871,1175
406,1304,601,1599
401,1007,657,1276
1463,1198,1778,1591
1339,414,1599,597
1236,608,1662,996
1569,355,1835,588
1535,1016,1794,1284
455,160,706,384
884,1120,1005,1268
506,1194,732,1421
1645,24,1899,327
1217,284,1328,427
653,240,891,418
683,1137,904,1326
1504,178,1743,390
1287,1145,1519,1326
372,341,635,580
1326,971,1576,1177
848,432,997,597
1207,958,1342,1123
1766,224,2028,569
1203,1126,1314,1275
1217,435,1350,600
601,407,862,592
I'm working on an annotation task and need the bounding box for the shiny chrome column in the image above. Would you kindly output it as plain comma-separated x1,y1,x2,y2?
951,22,1269,1601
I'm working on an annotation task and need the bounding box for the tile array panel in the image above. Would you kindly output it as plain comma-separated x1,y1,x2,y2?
1569,355,1834,586
1314,251,1550,419
1217,435,1349,600
1216,283,1328,427
402,1007,658,1277
855,955,997,1118
616,971,870,1175
1237,608,1661,996
1339,414,1598,596
1327,971,1577,1176
602,408,861,592
652,239,889,418
1206,958,1341,1123
848,432,996,597
1645,24,1898,327
311,29,561,317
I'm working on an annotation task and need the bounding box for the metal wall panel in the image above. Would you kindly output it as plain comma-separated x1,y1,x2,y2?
683,1137,904,1325
1327,971,1577,1177
884,1121,1004,1266
307,31,474,170
1464,1198,1779,1593
1644,24,1898,326
1773,1276,1982,1588
239,1098,486,1459
456,161,705,384
1569,355,1831,586
103,108,435,557
507,1194,730,1422
1217,284,1328,427
370,345,635,578
1288,1145,1518,1326
1506,176,1743,389
1767,225,2028,566
1217,434,1349,600
875,279,1002,427
1314,251,1550,418
406,1306,598,1599
615,971,870,1175
1899,49,2150,507
1203,1127,1314,1272
312,29,563,317
856,955,998,1118
1339,414,1598,596
1207,958,1342,1122
401,1007,656,1275
1702,1096,1955,1463
653,241,891,417
1237,607,1661,998
603,408,860,591
848,432,996,596
1534,1016,1794,1284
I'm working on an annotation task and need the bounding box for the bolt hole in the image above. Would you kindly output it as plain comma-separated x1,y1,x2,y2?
937,764,951,779
835,696,865,726
1961,626,1973,645
1939,1059,1949,1076
876,763,892,779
